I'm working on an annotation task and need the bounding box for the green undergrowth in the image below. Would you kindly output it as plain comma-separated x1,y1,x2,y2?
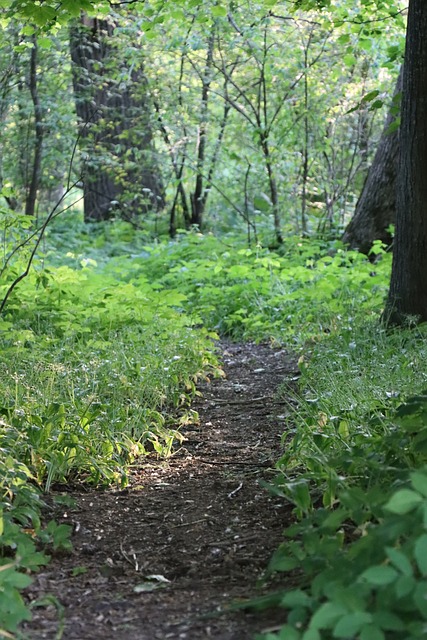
103,231,391,347
279,320,427,500
0,264,220,485
1,220,417,638
255,323,427,638
0,225,223,636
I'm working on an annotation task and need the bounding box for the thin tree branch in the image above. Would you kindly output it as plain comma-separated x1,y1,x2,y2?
0,182,82,315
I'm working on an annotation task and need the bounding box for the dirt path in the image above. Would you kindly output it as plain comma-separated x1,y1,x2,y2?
24,342,298,640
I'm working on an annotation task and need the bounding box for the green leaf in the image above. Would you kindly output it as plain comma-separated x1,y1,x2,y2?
411,471,427,497
60,0,83,17
309,602,347,630
370,100,384,110
337,34,350,44
281,590,312,608
395,575,416,598
414,534,427,576
361,90,380,104
302,629,320,640
343,53,356,66
38,37,52,49
276,625,301,640
2,569,32,590
211,5,227,17
333,612,373,638
320,508,348,531
21,25,35,35
271,554,300,572
358,565,398,586
360,624,385,640
413,581,427,618
384,489,423,515
254,194,272,212
32,6,57,26
359,39,372,52
385,547,413,577
283,479,312,513
372,611,405,631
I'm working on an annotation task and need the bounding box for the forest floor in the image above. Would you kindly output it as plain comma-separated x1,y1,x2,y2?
23,341,299,640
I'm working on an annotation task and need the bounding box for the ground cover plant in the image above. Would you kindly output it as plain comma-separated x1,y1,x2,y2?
259,322,427,639
104,230,391,347
0,224,222,636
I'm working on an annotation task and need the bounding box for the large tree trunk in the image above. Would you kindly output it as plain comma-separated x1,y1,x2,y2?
342,67,403,254
70,15,164,223
385,0,427,324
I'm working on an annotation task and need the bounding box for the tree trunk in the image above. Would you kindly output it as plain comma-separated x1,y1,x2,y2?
385,0,427,324
341,67,403,254
25,35,43,219
190,31,215,229
155,102,190,237
262,136,283,245
70,15,164,223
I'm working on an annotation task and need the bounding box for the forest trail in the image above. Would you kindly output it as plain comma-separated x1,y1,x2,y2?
24,342,298,640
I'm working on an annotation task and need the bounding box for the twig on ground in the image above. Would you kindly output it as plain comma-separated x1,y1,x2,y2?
227,482,243,499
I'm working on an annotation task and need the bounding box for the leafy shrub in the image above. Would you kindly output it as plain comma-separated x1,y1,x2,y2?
277,322,427,512
0,225,222,634
125,232,391,346
261,467,427,640
0,447,72,637
0,261,221,487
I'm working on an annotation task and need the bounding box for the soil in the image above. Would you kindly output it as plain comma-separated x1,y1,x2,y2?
23,341,299,640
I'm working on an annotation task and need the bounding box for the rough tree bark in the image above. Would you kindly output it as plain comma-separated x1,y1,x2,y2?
341,66,403,254
70,15,164,223
385,0,427,324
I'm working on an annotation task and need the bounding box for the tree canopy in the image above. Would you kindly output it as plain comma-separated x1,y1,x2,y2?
0,0,405,239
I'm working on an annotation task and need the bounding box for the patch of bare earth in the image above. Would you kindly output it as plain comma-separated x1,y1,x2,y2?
24,341,298,640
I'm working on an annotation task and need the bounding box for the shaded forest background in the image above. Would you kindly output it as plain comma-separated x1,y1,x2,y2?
0,1,404,245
